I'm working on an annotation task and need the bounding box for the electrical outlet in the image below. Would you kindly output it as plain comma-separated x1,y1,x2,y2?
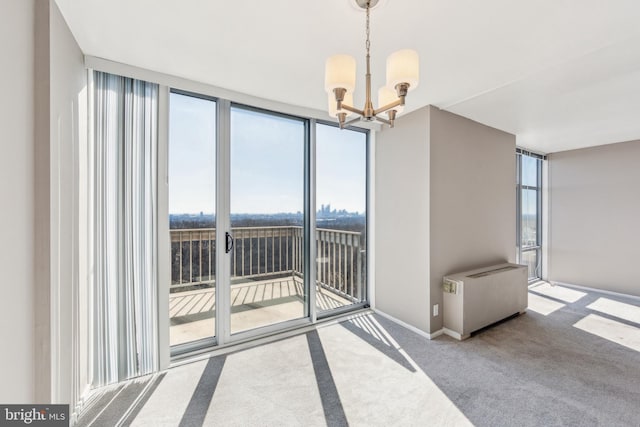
433,304,439,317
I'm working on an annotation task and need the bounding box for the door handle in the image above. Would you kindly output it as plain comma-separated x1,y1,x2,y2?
225,232,234,253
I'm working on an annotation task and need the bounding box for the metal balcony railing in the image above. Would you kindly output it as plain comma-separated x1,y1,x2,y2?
170,226,365,302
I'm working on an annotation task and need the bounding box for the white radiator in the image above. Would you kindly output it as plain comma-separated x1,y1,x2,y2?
442,263,528,340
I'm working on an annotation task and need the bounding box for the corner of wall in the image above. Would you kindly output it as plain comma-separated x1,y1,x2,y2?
545,141,640,296
374,106,431,334
34,0,52,404
428,107,516,333
32,0,90,408
542,156,550,280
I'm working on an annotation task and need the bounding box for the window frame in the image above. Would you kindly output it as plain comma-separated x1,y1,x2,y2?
165,93,371,357
516,149,545,281
315,120,370,320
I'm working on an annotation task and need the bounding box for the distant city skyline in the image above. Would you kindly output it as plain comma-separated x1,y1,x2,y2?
168,205,366,216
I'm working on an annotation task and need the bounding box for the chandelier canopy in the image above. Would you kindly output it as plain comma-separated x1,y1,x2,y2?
325,0,419,128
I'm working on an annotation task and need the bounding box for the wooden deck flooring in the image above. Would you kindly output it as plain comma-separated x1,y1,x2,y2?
170,275,352,345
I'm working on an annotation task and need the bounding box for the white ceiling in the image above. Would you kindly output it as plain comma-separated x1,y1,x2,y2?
54,0,640,153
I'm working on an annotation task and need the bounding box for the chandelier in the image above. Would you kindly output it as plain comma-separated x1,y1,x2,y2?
325,0,419,128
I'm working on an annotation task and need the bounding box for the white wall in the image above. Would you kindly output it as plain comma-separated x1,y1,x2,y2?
49,0,88,408
0,0,87,406
429,107,516,332
548,140,640,296
375,108,431,332
0,0,36,403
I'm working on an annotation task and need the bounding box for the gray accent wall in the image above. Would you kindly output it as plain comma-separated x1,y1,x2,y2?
375,108,431,332
34,0,52,403
376,106,516,334
548,140,640,296
429,108,516,332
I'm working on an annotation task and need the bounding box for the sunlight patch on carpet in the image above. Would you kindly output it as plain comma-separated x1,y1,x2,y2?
527,292,565,315
574,314,640,353
587,298,640,325
530,283,586,303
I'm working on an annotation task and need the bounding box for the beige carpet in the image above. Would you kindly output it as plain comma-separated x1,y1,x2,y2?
77,284,640,426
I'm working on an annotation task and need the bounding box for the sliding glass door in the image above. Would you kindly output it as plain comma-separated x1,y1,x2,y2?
168,92,368,353
315,123,368,314
168,92,217,347
228,106,308,334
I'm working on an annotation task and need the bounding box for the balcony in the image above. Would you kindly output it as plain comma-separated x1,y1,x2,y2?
170,226,365,345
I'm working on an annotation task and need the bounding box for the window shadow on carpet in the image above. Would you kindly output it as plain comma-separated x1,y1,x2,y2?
306,330,348,427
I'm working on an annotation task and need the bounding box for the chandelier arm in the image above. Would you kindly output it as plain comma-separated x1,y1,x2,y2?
339,103,365,116
343,116,364,127
373,115,392,126
374,98,404,116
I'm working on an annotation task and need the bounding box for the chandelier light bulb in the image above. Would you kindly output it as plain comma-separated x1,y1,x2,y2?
325,55,357,93
386,49,420,91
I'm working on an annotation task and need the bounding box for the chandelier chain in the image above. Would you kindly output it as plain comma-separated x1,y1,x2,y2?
365,1,370,58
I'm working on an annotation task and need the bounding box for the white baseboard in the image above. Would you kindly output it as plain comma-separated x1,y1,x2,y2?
430,328,444,339
442,328,464,340
70,384,93,425
549,281,640,302
374,309,443,340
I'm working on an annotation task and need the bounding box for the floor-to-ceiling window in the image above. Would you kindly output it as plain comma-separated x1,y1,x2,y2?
516,149,544,280
315,123,368,315
229,105,307,334
168,92,217,347
168,91,369,353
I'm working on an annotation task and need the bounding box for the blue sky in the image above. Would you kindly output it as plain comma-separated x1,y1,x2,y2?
169,93,367,215
521,155,538,188
520,155,539,215
230,107,304,214
316,123,366,214
169,93,216,215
